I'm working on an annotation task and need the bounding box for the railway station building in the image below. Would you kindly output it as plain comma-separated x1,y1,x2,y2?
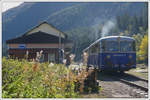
6,22,73,63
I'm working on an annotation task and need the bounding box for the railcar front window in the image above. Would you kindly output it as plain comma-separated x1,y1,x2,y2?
120,41,134,52
105,41,119,52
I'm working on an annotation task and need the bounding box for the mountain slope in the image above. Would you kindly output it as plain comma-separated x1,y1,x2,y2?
47,2,145,31
2,2,79,41
2,2,146,42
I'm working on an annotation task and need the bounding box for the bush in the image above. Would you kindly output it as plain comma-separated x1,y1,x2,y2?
2,57,79,98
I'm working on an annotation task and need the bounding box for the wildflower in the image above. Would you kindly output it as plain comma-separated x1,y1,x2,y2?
48,62,54,67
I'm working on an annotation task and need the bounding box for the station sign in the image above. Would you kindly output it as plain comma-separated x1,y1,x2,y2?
19,44,26,49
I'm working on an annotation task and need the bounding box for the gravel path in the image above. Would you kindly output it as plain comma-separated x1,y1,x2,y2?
118,73,148,89
97,73,148,98
99,80,147,98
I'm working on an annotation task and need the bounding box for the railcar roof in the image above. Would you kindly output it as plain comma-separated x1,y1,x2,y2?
82,36,135,52
100,36,135,41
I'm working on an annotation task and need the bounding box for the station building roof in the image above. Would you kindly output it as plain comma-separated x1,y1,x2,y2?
6,31,72,44
6,21,72,44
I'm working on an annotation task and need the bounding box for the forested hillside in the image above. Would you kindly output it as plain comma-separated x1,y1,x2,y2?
2,2,145,41
2,2,148,63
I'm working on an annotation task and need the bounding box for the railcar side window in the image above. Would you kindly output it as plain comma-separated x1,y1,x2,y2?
95,43,100,53
89,43,100,54
105,41,119,52
120,41,135,52
91,46,96,53
100,41,105,52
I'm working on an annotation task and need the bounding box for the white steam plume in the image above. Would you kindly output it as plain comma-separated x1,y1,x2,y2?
101,20,116,37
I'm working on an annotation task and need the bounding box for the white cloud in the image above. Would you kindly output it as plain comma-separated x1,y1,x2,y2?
2,2,23,12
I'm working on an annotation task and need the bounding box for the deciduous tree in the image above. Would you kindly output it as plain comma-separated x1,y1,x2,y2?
139,33,148,64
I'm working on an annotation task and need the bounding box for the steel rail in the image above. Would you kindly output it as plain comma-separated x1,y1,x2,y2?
119,79,148,92
123,73,148,83
98,73,148,92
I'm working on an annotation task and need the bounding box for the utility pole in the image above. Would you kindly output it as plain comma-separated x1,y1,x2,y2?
59,32,61,49
59,32,61,63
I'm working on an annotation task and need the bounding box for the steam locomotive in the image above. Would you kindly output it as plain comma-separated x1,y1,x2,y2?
83,36,136,72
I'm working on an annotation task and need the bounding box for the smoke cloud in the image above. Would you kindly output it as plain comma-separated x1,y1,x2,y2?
101,20,116,37
91,18,116,40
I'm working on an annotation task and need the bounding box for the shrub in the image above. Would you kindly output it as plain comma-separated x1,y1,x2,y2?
2,57,79,98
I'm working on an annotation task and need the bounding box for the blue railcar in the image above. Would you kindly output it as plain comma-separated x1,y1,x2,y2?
83,36,136,72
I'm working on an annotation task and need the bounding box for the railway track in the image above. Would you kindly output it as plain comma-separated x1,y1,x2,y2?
118,78,148,98
97,72,148,98
117,73,148,91
70,64,148,98
119,79,148,92
122,73,148,82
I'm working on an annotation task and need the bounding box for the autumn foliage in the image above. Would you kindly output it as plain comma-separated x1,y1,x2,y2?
139,34,148,64
2,57,79,98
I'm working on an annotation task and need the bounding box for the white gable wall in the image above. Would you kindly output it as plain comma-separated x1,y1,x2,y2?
27,23,65,38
